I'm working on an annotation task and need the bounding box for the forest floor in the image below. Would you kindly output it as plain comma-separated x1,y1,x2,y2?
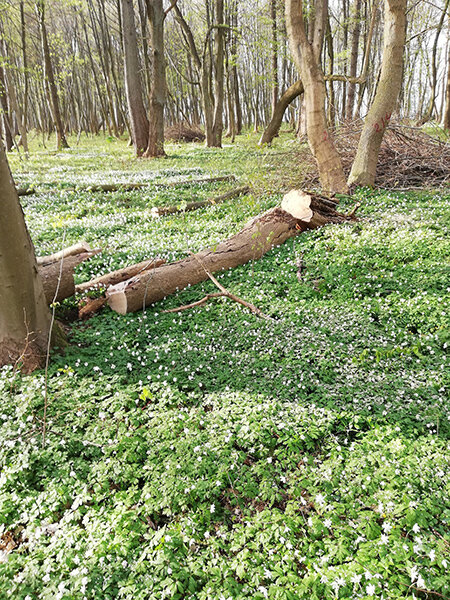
1,131,449,600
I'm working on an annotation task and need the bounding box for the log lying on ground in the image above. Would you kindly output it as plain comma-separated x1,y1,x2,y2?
17,187,36,197
106,190,350,315
37,242,93,266
38,251,100,303
59,175,237,194
151,185,250,217
75,257,166,293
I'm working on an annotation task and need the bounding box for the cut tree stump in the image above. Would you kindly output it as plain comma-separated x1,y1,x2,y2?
151,186,250,217
75,257,166,293
106,190,350,315
38,251,100,304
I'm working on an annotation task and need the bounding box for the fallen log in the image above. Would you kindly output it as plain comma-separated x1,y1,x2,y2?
106,190,350,315
151,185,250,217
17,187,36,197
37,242,93,266
38,251,100,304
75,257,166,293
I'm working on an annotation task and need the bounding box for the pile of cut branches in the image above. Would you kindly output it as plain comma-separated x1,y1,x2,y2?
300,122,450,189
165,122,205,143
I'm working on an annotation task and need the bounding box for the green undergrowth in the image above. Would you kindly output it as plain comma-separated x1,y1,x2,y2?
1,133,449,599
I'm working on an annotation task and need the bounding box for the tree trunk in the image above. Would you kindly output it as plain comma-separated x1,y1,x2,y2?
38,252,98,304
348,0,407,187
270,0,279,117
211,0,225,147
120,0,150,156
0,63,13,151
36,0,69,150
143,0,166,158
285,0,348,193
345,0,362,120
0,144,57,372
106,191,349,314
444,17,450,130
259,79,304,145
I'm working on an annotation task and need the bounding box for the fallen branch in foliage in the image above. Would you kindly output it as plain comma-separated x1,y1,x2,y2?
17,187,36,197
164,255,271,319
151,185,250,217
106,190,350,314
75,257,166,293
37,242,94,266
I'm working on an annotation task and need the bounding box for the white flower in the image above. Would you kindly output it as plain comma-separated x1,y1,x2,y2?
315,493,326,507
210,504,215,513
351,573,362,584
429,549,436,561
380,534,389,544
324,519,332,528
416,575,426,589
258,585,268,598
364,571,373,580
267,457,272,463
366,583,376,595
382,522,392,533
412,523,420,533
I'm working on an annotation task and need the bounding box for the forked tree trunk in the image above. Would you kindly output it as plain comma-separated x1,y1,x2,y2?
120,0,149,156
259,80,304,145
143,0,166,158
285,0,348,193
0,145,57,372
106,191,349,314
348,0,407,187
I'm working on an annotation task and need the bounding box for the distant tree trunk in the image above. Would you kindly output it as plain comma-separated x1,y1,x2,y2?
345,0,362,120
419,0,449,125
143,0,167,157
211,0,225,147
0,63,13,151
120,0,149,156
444,19,450,130
0,144,57,372
270,0,279,117
36,0,69,150
286,0,348,193
348,0,407,187
259,79,304,145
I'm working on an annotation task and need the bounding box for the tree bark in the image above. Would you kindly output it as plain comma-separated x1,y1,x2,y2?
75,257,165,293
259,79,304,145
120,0,150,156
0,144,55,371
345,0,362,120
38,252,98,304
36,0,69,150
0,63,13,151
270,0,279,117
348,0,407,187
285,0,348,193
211,0,225,147
143,0,167,158
442,13,450,130
106,192,349,314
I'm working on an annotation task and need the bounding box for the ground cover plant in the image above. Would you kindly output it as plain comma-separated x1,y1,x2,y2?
0,132,449,599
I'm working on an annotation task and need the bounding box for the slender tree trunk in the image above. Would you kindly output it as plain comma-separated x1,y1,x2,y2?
345,0,362,120
143,0,166,157
286,0,348,193
0,63,13,151
36,0,69,150
348,0,407,187
211,0,225,147
120,0,149,156
444,16,450,130
0,144,56,371
270,0,279,117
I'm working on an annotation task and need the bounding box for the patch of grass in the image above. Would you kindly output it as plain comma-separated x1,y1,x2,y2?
1,134,449,599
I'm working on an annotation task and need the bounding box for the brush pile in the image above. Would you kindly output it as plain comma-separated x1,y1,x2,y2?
165,122,205,143
300,122,450,189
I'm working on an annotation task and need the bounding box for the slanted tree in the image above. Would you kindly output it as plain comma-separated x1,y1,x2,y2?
0,144,61,371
